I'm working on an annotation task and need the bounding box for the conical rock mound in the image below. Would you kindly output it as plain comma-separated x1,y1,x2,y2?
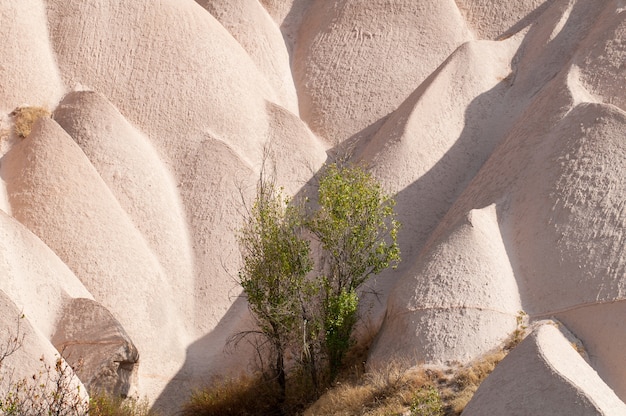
0,1,623,414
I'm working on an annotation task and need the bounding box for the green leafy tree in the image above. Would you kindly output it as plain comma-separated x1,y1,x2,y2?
308,162,400,377
236,161,400,400
237,176,313,400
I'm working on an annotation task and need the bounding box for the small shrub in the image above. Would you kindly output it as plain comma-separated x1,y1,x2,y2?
1,315,154,416
410,385,444,416
447,350,506,414
181,374,283,416
505,311,528,350
0,355,89,416
10,106,50,138
88,392,156,416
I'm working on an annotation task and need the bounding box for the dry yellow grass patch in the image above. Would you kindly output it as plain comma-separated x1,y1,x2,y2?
445,350,507,414
305,364,445,416
88,392,157,416
181,373,284,416
11,106,50,138
181,316,529,415
305,345,516,416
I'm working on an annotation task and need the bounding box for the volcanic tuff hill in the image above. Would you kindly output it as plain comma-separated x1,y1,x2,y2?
0,0,624,414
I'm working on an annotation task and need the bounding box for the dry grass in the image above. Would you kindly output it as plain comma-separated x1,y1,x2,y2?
88,393,157,416
305,364,446,416
0,128,9,142
181,373,284,416
181,317,529,415
305,332,522,416
10,106,50,138
179,352,506,416
444,350,507,415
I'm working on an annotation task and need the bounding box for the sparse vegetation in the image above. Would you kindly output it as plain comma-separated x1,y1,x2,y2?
181,370,325,416
410,385,444,416
0,315,88,415
505,311,528,350
303,347,511,416
88,393,156,416
10,106,50,138
305,363,443,416
182,374,280,416
235,169,313,402
231,159,401,413
309,162,401,378
182,306,530,415
0,314,155,416
444,350,507,414
0,355,89,416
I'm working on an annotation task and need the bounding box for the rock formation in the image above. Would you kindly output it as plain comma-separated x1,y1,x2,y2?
0,0,624,414
462,322,626,415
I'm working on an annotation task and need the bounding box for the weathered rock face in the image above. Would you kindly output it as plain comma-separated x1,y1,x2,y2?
0,0,624,414
0,1,64,111
0,291,88,409
52,298,139,398
462,322,626,415
370,0,625,406
293,0,473,142
369,204,522,368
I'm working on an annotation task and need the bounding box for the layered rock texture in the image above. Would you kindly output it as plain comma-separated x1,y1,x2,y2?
0,0,624,414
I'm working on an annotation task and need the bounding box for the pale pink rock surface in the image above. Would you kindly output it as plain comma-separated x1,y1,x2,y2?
0,0,624,414
455,0,550,40
46,0,278,169
369,0,626,406
369,204,522,369
53,91,196,335
463,322,626,415
355,36,523,315
196,0,300,113
0,1,65,112
293,0,473,142
2,118,188,402
0,210,92,339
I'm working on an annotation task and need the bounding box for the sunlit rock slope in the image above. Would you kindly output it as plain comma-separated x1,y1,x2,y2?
0,0,624,414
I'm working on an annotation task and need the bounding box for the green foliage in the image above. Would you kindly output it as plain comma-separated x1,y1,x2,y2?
237,177,313,397
309,163,400,376
309,163,400,291
89,393,156,416
235,160,401,408
323,287,358,375
410,386,444,416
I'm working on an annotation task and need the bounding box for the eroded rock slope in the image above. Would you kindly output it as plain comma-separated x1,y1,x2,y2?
0,0,624,414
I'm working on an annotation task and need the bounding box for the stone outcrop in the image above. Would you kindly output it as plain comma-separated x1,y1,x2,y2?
293,0,472,142
369,204,522,368
463,322,626,415
370,0,626,399
0,0,624,414
52,298,139,398
0,1,64,111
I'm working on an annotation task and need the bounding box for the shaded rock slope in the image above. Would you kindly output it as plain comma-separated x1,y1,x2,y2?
0,0,624,414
